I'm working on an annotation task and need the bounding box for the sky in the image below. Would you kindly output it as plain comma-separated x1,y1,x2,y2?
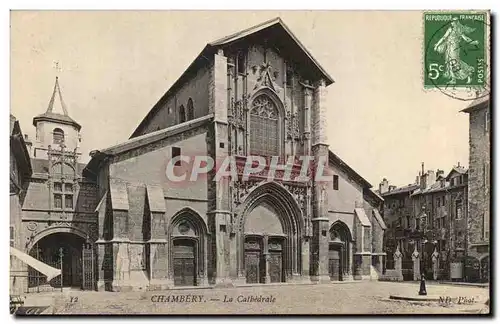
10,10,471,188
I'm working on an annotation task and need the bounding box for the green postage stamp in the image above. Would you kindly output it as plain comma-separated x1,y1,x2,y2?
424,11,488,89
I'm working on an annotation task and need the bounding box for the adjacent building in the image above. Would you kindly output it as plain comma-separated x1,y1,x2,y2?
10,115,33,294
14,78,99,292
380,163,470,281
461,97,490,282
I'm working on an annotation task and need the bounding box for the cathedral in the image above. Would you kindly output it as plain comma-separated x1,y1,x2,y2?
14,18,386,292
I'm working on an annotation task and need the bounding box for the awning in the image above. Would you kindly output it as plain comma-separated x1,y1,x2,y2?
10,247,61,281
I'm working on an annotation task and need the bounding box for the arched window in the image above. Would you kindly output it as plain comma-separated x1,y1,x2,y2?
179,105,186,123
53,128,65,144
187,98,194,121
237,52,245,75
250,94,279,157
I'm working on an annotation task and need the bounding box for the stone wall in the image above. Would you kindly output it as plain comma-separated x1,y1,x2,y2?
467,106,490,248
137,65,211,135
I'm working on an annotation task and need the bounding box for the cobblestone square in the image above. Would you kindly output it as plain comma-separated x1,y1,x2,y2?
23,281,490,315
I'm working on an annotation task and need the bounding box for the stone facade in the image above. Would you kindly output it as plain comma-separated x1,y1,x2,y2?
462,97,490,282
10,115,33,295
380,158,488,282
11,79,100,293
82,18,387,291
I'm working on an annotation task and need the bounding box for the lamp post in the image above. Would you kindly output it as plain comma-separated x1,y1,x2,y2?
59,247,64,292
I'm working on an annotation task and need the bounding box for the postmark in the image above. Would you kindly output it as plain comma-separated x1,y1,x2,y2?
423,11,490,101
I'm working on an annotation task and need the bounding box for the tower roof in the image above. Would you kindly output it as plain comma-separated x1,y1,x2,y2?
33,77,81,131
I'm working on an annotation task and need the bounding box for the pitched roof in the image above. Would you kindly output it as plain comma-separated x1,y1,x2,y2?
83,114,213,179
373,209,387,230
381,184,419,197
445,166,468,180
461,96,489,113
209,17,334,85
131,18,334,138
328,150,372,189
32,77,81,131
10,115,32,176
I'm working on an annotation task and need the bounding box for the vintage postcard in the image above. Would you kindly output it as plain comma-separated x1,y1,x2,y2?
9,10,491,315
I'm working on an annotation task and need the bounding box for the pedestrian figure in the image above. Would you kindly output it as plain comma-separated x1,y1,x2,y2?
419,273,427,296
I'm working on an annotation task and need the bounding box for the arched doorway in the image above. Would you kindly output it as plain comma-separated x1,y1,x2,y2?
29,232,86,289
329,221,352,281
168,208,208,287
237,182,303,284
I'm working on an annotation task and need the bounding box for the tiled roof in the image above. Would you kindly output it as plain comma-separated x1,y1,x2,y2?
381,184,419,197
33,112,81,130
445,167,468,180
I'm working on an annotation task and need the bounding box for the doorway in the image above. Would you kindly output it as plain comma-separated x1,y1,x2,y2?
28,232,85,290
173,239,196,287
244,237,263,284
268,238,284,283
329,244,342,281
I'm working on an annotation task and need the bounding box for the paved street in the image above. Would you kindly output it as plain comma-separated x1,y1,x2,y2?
21,281,490,315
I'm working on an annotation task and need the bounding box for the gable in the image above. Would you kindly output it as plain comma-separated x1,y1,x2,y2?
210,18,334,86
131,18,334,139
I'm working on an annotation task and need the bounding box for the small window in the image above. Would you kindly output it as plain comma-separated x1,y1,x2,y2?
456,200,462,219
187,98,194,121
333,175,339,190
485,110,489,133
64,183,73,192
172,147,181,167
54,194,63,208
483,213,489,240
437,197,441,207
10,226,14,247
54,182,62,192
53,128,65,144
65,195,73,209
237,52,245,75
286,68,293,87
179,105,186,123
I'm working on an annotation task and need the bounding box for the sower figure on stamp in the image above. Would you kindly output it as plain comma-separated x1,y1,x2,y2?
433,18,479,84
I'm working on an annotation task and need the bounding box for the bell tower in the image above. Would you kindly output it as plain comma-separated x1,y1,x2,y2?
32,77,82,159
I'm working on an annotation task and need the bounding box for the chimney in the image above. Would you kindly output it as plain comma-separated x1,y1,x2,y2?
420,172,427,190
457,162,461,167
436,169,444,178
389,185,396,192
427,170,436,188
379,178,389,194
